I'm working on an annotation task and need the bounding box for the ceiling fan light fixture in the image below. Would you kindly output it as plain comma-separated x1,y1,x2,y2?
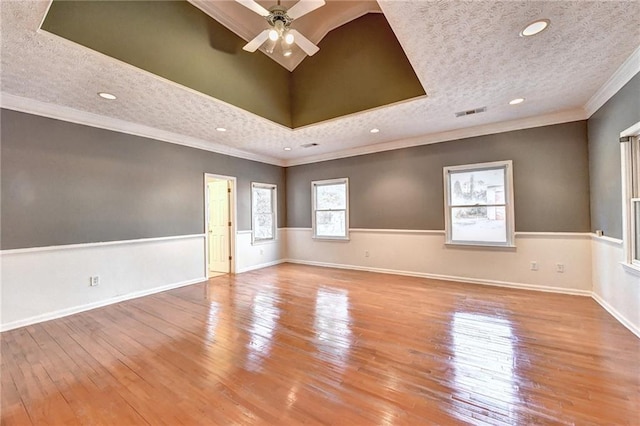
239,0,324,57
284,32,294,45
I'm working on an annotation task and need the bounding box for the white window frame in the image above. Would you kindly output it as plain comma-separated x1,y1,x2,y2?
251,182,277,245
620,121,640,271
443,160,515,247
312,178,349,240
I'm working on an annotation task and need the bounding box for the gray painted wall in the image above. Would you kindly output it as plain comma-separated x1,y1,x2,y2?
1,109,286,250
2,110,596,250
287,121,590,232
587,73,640,239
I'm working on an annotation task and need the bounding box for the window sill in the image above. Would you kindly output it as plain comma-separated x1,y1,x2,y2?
251,238,277,246
620,262,640,277
312,236,350,242
445,242,516,250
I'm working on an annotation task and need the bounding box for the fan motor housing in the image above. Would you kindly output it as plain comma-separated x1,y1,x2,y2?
266,7,293,27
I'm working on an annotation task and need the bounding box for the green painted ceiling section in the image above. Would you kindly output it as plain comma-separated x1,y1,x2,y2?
42,1,426,129
291,13,426,128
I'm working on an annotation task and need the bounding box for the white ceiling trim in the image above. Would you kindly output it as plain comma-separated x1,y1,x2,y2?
36,0,54,30
284,108,587,166
0,93,285,167
1,89,587,169
585,45,640,118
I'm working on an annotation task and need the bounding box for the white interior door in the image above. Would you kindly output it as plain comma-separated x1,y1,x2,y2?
208,180,230,273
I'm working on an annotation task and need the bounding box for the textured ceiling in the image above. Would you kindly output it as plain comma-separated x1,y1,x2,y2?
1,1,639,166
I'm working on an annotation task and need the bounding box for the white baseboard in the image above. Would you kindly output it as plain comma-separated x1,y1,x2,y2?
236,259,286,273
284,259,592,296
0,277,206,333
592,292,640,339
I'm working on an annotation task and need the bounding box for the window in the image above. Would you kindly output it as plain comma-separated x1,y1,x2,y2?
312,178,349,240
444,160,515,247
621,125,640,269
633,137,640,266
251,182,276,244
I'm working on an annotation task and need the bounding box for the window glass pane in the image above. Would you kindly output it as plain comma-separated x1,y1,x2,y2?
451,206,506,243
254,213,273,240
450,168,505,206
316,211,346,237
316,184,346,210
634,201,640,262
253,188,272,214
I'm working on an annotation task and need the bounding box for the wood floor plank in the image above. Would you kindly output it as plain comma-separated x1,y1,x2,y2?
2,264,639,425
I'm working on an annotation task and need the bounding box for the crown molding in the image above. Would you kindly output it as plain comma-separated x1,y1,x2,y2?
0,93,588,169
284,108,587,166
0,93,285,167
584,45,640,117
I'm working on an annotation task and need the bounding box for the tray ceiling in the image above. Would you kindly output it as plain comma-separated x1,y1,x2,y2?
1,1,639,166
39,1,425,129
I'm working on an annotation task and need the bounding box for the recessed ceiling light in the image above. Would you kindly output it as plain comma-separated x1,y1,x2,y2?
520,19,550,37
98,92,116,100
509,98,525,105
370,128,380,133
283,147,292,151
215,127,227,132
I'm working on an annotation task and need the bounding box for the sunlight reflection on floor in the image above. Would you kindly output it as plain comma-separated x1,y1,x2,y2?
451,312,520,423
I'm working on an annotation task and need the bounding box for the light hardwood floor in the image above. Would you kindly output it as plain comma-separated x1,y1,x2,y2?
2,264,638,425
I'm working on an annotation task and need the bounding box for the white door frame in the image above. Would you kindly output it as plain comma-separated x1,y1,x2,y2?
204,173,237,277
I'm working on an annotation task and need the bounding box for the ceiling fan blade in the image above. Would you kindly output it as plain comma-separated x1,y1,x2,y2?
289,30,319,56
243,29,270,52
287,0,325,20
235,0,270,17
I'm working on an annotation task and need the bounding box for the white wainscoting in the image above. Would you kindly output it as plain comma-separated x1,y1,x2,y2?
285,228,592,295
591,236,640,338
0,234,207,332
235,229,287,273
7,229,637,337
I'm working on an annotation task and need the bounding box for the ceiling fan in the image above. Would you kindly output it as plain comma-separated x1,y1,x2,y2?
236,0,325,57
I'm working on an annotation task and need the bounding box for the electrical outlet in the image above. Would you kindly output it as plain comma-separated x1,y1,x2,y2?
556,263,565,273
530,261,538,271
365,250,370,258
90,276,100,286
